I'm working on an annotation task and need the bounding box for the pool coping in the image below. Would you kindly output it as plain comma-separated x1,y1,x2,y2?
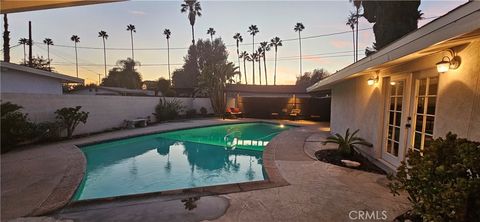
53,120,296,212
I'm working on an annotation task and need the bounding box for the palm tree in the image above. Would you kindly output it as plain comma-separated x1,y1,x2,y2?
294,22,305,78
256,48,262,85
353,0,361,62
181,0,202,45
260,41,270,85
346,12,356,62
239,51,249,84
250,52,259,85
269,37,282,85
70,35,80,77
248,25,259,84
43,38,54,71
207,27,216,42
98,31,109,78
163,29,172,85
126,24,136,60
233,33,243,83
18,38,28,64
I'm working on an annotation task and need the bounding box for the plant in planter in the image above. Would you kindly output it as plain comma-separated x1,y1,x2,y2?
388,133,480,222
323,128,373,157
55,106,89,138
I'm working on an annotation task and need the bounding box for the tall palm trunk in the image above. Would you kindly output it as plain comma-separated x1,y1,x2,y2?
191,25,195,45
102,37,107,78
243,58,248,84
355,7,359,62
47,45,51,70
298,31,302,77
258,58,262,85
167,38,171,85
263,52,268,85
252,36,255,85
274,48,277,85
352,28,355,62
236,46,241,83
130,31,134,60
74,42,78,77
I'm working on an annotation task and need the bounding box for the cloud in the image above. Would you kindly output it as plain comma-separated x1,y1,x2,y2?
330,39,351,49
129,10,147,16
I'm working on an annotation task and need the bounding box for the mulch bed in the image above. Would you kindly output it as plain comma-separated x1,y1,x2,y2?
315,149,386,174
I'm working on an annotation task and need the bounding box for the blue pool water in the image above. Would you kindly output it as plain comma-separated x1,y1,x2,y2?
73,122,292,200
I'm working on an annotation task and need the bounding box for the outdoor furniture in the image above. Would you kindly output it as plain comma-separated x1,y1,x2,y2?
271,112,280,119
289,108,301,120
125,116,150,129
225,107,243,119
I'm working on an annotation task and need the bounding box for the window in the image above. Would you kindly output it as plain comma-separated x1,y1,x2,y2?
385,80,405,157
411,77,438,152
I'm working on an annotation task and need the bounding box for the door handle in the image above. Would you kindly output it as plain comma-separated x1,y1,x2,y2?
405,116,412,128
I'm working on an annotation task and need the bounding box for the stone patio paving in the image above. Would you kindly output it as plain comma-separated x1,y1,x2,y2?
1,118,410,221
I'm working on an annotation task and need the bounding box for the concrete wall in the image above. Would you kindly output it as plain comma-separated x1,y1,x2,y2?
1,69,63,94
1,93,214,135
330,40,480,165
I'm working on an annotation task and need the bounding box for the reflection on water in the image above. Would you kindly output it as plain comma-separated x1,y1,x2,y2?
75,137,265,200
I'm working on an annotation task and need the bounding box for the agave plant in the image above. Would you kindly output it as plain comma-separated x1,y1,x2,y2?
323,128,372,156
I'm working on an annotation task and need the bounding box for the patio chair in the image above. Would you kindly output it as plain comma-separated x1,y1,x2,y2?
289,108,301,121
224,107,243,119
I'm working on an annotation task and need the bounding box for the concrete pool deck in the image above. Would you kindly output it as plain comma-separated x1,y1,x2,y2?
1,118,410,221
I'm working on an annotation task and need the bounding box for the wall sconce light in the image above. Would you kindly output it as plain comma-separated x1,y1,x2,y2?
390,81,396,86
436,49,460,73
367,75,379,86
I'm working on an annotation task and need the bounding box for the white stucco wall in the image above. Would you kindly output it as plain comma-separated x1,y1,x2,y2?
1,93,214,135
1,69,63,94
330,40,480,166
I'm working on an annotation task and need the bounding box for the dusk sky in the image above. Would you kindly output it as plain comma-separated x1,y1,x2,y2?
2,0,466,85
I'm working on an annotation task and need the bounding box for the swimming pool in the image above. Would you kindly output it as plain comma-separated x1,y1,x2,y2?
73,122,292,200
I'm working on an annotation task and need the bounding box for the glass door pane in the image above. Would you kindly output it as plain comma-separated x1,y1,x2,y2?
385,80,405,157
411,76,438,152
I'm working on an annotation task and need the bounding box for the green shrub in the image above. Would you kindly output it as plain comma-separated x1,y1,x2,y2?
388,133,480,221
186,109,197,118
35,121,62,142
323,128,372,157
55,106,89,138
1,102,36,151
200,107,207,116
154,98,184,122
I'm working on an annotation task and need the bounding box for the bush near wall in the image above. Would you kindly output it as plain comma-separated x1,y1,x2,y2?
154,98,184,122
388,133,480,222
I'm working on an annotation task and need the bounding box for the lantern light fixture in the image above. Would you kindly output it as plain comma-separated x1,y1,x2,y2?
436,49,460,73
367,75,379,86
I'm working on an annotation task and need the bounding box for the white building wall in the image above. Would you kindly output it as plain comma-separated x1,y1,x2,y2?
1,70,63,94
1,93,214,136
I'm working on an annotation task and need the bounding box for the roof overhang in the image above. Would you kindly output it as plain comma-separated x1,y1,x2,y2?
1,61,84,84
0,0,125,14
307,2,480,92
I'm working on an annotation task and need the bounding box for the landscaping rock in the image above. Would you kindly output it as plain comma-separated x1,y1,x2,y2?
341,159,361,168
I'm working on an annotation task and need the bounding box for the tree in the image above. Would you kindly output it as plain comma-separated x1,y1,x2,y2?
144,78,175,96
207,27,216,42
181,0,202,45
70,35,80,77
256,48,262,85
55,106,89,138
21,55,54,72
296,68,330,87
197,62,239,113
346,12,357,62
269,37,282,85
352,0,361,61
361,1,421,54
233,33,243,83
98,31,108,78
18,38,28,64
43,38,54,71
101,58,142,89
259,41,270,85
126,24,136,60
250,52,259,85
294,22,305,78
248,25,259,85
239,51,249,84
163,29,172,85
3,14,10,63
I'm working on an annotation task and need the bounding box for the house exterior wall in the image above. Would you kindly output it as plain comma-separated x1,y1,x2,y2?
1,93,214,136
0,69,63,94
330,40,480,169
